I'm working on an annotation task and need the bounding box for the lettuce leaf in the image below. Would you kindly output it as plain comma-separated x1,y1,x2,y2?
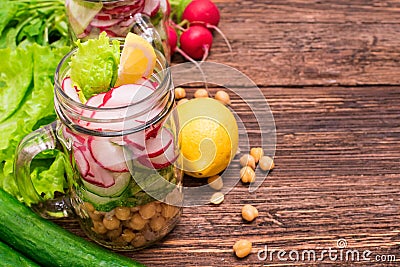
70,32,120,99
0,43,70,204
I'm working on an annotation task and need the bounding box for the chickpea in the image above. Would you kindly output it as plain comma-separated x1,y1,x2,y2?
239,154,256,170
240,166,256,183
250,147,264,163
210,192,224,205
177,98,189,106
106,226,122,240
207,175,223,190
83,202,95,212
88,210,102,221
92,221,108,234
139,202,157,219
214,90,231,105
102,216,120,230
161,204,179,219
241,204,259,222
233,240,252,258
114,206,131,221
121,229,136,243
131,234,147,248
150,215,166,232
174,87,186,99
128,213,148,231
156,202,162,213
194,88,208,98
259,156,275,171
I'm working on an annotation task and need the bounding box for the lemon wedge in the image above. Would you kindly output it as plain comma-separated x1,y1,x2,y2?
115,33,156,86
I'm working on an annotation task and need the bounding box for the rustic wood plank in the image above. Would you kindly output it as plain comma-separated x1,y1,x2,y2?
177,0,400,87
56,86,400,266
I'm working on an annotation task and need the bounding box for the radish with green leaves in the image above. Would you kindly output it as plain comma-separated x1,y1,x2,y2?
169,0,231,61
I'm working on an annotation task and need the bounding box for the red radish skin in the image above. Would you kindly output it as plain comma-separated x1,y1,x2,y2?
182,0,220,27
166,24,178,54
179,25,213,60
73,146,90,177
144,127,174,158
76,145,115,188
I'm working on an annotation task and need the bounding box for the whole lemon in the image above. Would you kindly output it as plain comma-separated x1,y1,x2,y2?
177,98,238,178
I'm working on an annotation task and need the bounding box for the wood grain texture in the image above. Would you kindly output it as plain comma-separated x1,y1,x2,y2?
56,1,400,266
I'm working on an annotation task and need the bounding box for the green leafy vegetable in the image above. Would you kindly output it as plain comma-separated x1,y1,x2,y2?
0,44,70,203
70,32,120,99
169,0,192,22
0,0,69,49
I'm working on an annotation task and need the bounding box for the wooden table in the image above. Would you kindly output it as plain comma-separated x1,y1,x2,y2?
58,1,400,265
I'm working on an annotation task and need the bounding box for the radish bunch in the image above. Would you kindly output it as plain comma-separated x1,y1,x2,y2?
168,0,231,61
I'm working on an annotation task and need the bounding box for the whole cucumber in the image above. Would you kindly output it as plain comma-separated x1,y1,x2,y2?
0,189,146,267
0,240,40,267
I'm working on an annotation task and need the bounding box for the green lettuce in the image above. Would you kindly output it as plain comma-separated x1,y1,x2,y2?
70,32,120,99
0,43,70,204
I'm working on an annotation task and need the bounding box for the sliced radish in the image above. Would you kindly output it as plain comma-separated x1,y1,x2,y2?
102,84,154,108
135,77,157,91
120,17,135,27
102,3,144,15
143,0,160,17
90,18,123,28
62,77,81,102
89,138,129,172
73,146,89,177
62,127,87,146
145,127,173,158
94,13,112,21
145,122,162,139
77,145,115,188
124,131,146,150
149,137,177,168
86,92,106,107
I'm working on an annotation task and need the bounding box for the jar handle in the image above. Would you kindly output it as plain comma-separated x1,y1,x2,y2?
14,121,73,219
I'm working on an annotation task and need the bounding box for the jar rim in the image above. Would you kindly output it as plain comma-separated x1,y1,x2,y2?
53,46,174,136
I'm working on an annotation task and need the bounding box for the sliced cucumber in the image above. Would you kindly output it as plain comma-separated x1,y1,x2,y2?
82,172,131,197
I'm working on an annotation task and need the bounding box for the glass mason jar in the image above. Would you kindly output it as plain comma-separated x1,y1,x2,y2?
15,47,182,250
65,0,171,60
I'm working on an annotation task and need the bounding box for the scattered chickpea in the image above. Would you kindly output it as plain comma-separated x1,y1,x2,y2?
240,166,256,183
115,206,131,221
259,156,275,171
174,87,186,99
250,147,264,163
241,204,259,222
139,202,157,219
233,240,252,258
239,154,256,170
207,175,224,190
177,98,189,106
102,216,121,230
214,90,231,105
210,192,225,205
194,88,209,98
